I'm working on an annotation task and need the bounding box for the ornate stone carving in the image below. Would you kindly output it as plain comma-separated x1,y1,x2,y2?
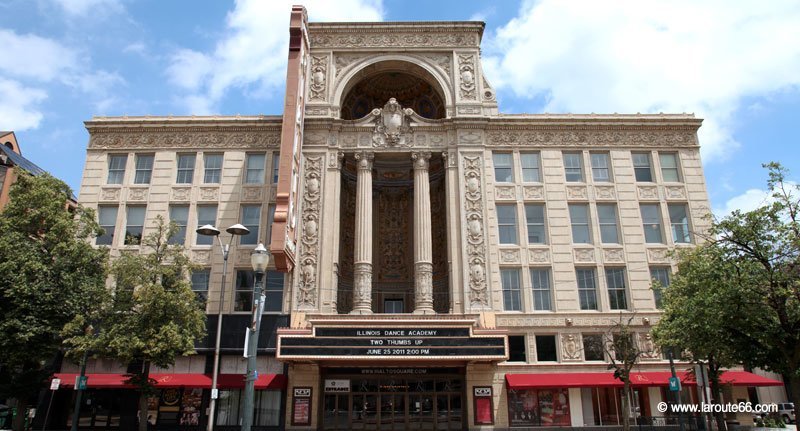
566,185,588,200
457,106,481,115
458,54,476,100
594,185,616,200
414,262,434,310
128,187,148,201
171,187,191,201
494,185,516,200
418,53,452,76
603,248,625,263
528,248,550,264
561,334,581,361
665,185,687,200
458,130,482,144
639,332,660,359
89,131,280,150
309,55,328,101
199,187,218,201
647,248,670,263
192,249,211,263
305,106,330,116
500,249,520,264
100,188,120,201
296,155,323,309
310,32,477,49
522,186,544,200
334,54,367,77
328,151,344,169
370,98,414,147
241,186,262,202
637,185,659,200
486,130,697,148
574,248,595,263
463,155,488,307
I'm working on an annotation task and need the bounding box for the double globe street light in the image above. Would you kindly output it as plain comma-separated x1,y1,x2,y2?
195,223,249,431
241,243,269,431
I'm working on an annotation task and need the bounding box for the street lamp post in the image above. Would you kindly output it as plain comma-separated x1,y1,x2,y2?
241,243,269,431
196,223,249,431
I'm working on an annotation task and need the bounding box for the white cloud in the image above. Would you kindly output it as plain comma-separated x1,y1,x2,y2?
0,29,77,81
50,0,123,17
713,181,799,218
483,0,800,161
166,0,384,113
0,78,48,131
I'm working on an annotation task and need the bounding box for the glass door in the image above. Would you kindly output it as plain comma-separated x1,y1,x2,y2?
323,394,349,431
351,393,378,430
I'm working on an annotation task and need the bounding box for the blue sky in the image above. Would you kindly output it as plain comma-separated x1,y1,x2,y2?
1,0,799,216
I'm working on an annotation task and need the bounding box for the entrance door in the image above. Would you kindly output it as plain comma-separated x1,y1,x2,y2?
324,394,349,431
350,393,378,430
380,394,406,430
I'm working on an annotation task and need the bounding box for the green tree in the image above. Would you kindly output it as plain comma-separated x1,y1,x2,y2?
65,216,206,431
0,173,108,431
655,163,800,415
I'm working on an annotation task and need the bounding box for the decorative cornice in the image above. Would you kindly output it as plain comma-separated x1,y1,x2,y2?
308,22,483,49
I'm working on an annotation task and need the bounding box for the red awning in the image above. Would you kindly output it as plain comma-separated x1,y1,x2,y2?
52,373,286,389
505,371,782,389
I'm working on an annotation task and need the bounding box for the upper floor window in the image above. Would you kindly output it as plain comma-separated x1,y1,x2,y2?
191,269,210,303
133,154,154,184
508,335,527,362
176,154,196,184
591,153,611,182
530,268,552,311
520,152,541,182
568,204,591,244
640,204,663,243
272,152,281,183
524,204,546,244
264,270,285,312
669,204,691,243
107,155,127,184
196,205,217,246
501,268,522,311
659,153,681,182
650,266,671,309
632,152,653,182
497,204,518,245
563,152,583,182
240,205,261,245
576,268,598,310
245,153,266,184
169,205,189,245
97,206,118,245
583,334,604,361
204,154,223,184
605,267,628,310
535,335,558,362
124,206,146,245
493,153,514,182
597,204,619,244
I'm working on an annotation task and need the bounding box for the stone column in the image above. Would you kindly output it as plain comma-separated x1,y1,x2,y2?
412,151,435,314
351,152,374,314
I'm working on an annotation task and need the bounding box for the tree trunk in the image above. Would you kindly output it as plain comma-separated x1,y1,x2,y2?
708,364,727,431
10,398,27,431
789,373,800,425
138,361,151,431
622,380,631,431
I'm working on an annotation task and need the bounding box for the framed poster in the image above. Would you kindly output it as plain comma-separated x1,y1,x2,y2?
291,387,312,426
473,386,494,425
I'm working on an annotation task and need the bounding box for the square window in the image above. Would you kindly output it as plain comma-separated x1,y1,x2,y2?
496,204,518,244
563,152,583,182
591,153,611,182
176,154,196,184
204,154,223,184
569,204,591,244
133,154,154,184
632,152,653,182
530,268,552,311
501,269,522,311
493,153,514,182
107,155,127,184
535,335,557,362
583,334,604,361
520,153,541,182
245,153,266,184
508,335,527,362
525,204,546,244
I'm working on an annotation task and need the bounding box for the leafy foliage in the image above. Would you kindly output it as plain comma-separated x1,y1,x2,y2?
0,173,107,425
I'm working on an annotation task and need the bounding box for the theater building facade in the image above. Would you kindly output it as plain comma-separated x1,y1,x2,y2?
60,7,784,431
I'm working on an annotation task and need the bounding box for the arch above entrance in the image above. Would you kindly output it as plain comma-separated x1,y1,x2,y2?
334,57,452,120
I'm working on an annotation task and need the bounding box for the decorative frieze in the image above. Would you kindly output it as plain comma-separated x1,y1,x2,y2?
89,131,280,150
494,185,516,200
574,248,596,263
463,155,489,308
566,185,588,200
310,32,477,49
647,248,670,263
528,248,550,264
665,185,687,200
100,187,120,201
296,155,324,309
603,248,625,263
499,249,520,264
594,185,616,200
192,249,211,264
486,130,697,148
127,187,148,201
522,186,544,201
171,187,191,202
496,315,660,328
241,186,263,202
637,185,659,200
198,187,219,201
561,334,581,361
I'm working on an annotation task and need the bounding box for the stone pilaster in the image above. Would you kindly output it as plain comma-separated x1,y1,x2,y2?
412,151,435,314
351,151,374,314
